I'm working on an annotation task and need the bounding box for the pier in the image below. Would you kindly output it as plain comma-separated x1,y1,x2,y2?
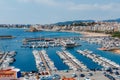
23,36,107,44
39,51,51,74
33,50,57,75
0,51,16,69
0,35,15,39
22,37,80,48
57,50,87,71
77,49,120,69
0,52,8,65
22,41,61,48
79,37,120,51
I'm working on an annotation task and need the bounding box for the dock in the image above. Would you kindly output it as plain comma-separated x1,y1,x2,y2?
79,37,120,51
33,50,57,75
22,41,61,48
57,50,87,71
77,49,120,69
22,37,80,48
23,36,107,43
0,35,15,39
0,52,8,65
0,51,16,69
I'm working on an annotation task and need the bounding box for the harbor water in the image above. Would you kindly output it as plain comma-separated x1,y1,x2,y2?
0,28,120,71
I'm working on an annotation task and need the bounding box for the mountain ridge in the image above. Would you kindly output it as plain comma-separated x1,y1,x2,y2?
54,18,120,26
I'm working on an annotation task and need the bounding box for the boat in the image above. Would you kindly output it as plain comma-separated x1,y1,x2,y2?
61,40,76,48
77,49,120,69
8,51,16,57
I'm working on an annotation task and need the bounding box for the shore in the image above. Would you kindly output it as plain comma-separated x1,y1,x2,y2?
98,48,120,54
25,29,120,54
25,28,110,37
111,49,120,54
59,30,110,37
79,31,110,37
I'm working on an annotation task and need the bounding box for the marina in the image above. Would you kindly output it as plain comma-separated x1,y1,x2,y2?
0,29,120,80
0,28,120,72
22,40,61,48
57,50,88,71
79,37,120,51
77,49,120,69
0,35,15,39
1,0,120,79
22,37,80,48
33,50,57,75
0,51,16,69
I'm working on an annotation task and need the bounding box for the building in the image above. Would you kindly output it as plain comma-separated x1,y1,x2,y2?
62,77,75,80
0,67,21,80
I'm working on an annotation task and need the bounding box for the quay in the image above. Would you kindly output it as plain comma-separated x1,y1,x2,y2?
57,50,87,71
33,50,57,75
23,37,45,42
0,35,15,39
0,52,8,65
0,51,16,69
39,50,51,74
79,37,120,51
22,38,80,48
77,49,120,69
23,36,107,43
22,41,61,48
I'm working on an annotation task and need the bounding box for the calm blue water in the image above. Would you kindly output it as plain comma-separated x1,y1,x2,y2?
0,28,120,71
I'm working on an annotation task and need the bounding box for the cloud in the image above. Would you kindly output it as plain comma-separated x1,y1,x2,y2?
17,0,75,7
18,0,58,6
68,3,120,11
0,7,16,11
17,0,120,12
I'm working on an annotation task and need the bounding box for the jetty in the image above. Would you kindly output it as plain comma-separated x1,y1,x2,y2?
23,36,107,43
0,52,8,65
79,37,120,51
33,50,57,75
0,35,15,39
77,49,120,69
0,51,16,69
56,50,87,71
22,37,80,48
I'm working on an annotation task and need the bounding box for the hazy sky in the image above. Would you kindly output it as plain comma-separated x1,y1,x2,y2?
0,0,120,24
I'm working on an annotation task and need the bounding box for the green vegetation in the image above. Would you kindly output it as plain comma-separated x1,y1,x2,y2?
111,31,120,38
72,22,87,26
71,22,96,26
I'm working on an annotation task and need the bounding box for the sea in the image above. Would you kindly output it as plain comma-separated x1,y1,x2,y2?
0,28,120,72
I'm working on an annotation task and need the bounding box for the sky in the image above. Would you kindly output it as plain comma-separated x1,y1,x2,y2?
0,0,120,24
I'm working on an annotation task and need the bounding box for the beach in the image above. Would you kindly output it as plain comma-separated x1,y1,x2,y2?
79,31,110,37
59,30,110,37
111,49,120,54
98,48,120,54
40,29,120,55
39,28,110,37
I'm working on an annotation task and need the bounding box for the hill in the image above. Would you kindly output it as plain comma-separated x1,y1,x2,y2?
54,20,95,26
103,18,120,22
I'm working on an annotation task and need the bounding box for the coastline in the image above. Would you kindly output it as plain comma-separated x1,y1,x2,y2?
98,48,120,54
78,31,110,37
0,28,110,37
0,27,28,30
1,28,118,54
60,30,110,37
45,29,110,37
58,30,120,54
110,49,120,54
